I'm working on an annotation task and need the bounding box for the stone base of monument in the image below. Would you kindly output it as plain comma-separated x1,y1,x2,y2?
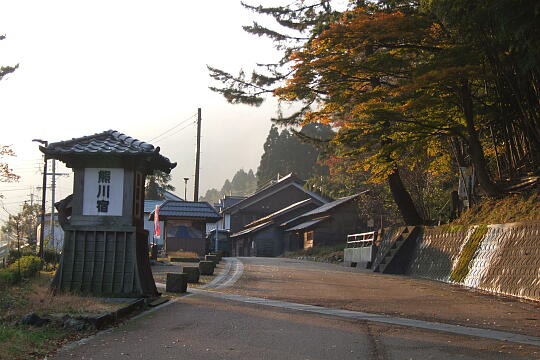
166,273,188,293
199,261,215,275
205,254,219,265
182,266,200,283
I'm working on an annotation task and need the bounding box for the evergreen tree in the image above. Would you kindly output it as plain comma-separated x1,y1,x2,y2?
200,169,258,204
256,123,332,187
145,171,176,200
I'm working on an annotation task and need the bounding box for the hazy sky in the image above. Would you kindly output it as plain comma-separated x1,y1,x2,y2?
0,0,289,220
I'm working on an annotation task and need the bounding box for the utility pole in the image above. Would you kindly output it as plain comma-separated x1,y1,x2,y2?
194,107,201,202
46,159,69,253
50,159,56,251
33,139,48,259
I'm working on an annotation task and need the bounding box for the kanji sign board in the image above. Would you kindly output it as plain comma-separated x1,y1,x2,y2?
83,168,124,216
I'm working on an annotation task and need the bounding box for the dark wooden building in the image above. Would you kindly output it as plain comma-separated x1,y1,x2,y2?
149,200,220,256
221,174,327,234
230,198,322,257
282,193,365,251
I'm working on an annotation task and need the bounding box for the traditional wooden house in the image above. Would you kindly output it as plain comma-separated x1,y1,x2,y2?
282,193,366,251
221,174,327,234
230,198,322,256
149,200,221,256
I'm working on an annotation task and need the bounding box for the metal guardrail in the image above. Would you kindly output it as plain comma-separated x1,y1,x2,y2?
346,231,376,248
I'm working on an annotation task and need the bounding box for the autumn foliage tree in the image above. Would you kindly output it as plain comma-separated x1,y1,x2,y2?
209,0,540,225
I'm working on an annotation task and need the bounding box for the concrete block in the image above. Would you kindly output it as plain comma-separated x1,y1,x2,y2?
209,253,222,262
166,273,188,293
199,261,215,275
182,266,200,283
205,254,219,265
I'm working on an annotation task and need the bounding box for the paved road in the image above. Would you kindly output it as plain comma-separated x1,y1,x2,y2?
49,257,540,359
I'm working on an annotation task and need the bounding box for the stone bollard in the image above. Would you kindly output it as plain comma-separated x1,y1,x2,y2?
166,273,188,293
205,254,219,265
199,261,215,275
210,252,222,262
182,266,200,283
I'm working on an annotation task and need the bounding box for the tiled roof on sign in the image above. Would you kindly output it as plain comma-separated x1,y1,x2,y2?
149,200,221,221
40,130,176,173
44,130,155,154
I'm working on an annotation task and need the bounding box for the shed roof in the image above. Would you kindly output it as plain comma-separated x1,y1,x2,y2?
221,173,327,214
281,192,367,227
284,216,331,232
243,198,316,228
144,200,164,214
230,221,273,238
149,200,221,222
40,130,176,173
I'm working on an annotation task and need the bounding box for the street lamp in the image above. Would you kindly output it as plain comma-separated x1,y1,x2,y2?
32,139,48,259
183,177,189,201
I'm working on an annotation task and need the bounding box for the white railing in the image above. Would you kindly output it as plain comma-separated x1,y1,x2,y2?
346,231,376,248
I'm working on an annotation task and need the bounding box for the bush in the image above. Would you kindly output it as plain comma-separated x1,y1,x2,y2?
43,249,60,265
8,256,44,278
0,267,21,285
7,246,37,265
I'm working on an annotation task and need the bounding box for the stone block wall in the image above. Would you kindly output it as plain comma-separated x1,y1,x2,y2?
406,222,540,302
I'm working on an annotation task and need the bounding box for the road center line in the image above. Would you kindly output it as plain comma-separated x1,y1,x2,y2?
190,288,540,347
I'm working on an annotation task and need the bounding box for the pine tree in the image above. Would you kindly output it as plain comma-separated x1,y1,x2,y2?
145,171,176,200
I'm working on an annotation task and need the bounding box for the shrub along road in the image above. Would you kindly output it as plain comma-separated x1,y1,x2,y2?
48,257,539,359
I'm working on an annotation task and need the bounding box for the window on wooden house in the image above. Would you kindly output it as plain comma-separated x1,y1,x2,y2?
304,231,314,249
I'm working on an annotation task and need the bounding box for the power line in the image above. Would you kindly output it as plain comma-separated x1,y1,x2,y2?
155,120,197,143
0,187,33,192
148,113,197,143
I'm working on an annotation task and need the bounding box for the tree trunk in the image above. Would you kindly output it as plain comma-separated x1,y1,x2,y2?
458,79,501,197
387,168,424,226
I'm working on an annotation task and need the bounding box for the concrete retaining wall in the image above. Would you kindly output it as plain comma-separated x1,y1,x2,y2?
407,222,540,302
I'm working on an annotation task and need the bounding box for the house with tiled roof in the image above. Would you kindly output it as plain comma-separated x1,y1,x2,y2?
282,192,368,251
230,198,322,256
149,200,221,256
220,173,328,234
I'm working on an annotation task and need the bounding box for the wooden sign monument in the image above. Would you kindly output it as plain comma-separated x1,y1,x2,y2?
41,130,176,297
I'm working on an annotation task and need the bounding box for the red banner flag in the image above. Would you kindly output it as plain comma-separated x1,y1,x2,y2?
154,205,160,238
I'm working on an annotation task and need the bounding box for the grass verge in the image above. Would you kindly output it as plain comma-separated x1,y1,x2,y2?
0,272,124,360
453,191,540,225
282,244,345,262
450,225,488,283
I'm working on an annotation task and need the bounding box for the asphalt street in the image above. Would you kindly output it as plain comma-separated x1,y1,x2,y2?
48,257,540,359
